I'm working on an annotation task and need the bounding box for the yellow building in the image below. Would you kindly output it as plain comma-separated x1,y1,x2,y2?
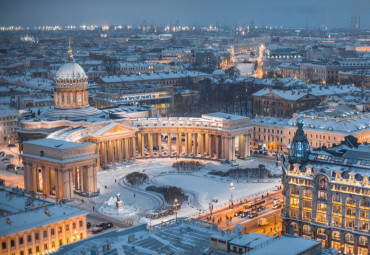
0,187,87,255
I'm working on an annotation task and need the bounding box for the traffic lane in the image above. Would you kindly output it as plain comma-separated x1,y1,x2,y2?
199,190,283,221
223,209,282,233
215,204,282,231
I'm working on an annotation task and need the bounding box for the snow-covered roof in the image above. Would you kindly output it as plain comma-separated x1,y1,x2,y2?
55,62,87,79
0,187,87,237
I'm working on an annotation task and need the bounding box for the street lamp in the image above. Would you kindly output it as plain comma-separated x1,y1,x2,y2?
229,182,234,207
174,198,179,223
208,202,214,217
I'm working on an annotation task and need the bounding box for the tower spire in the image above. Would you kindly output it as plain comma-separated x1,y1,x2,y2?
68,39,74,62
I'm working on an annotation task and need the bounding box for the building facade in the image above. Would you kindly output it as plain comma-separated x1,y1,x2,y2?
252,89,321,118
21,139,99,200
281,126,370,255
0,187,87,255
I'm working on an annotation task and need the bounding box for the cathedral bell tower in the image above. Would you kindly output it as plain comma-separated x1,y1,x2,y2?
289,118,310,164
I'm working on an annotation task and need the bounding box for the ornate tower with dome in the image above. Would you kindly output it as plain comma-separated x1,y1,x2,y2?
289,118,310,163
44,41,101,119
54,40,89,109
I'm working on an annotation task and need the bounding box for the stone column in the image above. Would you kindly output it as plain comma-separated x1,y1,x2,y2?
221,136,226,159
141,134,145,157
216,135,220,159
188,133,192,156
197,133,202,155
200,133,204,156
42,166,50,196
148,133,153,157
231,136,236,161
125,138,130,161
184,132,188,156
158,133,162,156
176,132,181,156
193,133,198,156
245,134,250,157
167,133,172,156
238,135,244,158
131,137,136,160
208,134,213,158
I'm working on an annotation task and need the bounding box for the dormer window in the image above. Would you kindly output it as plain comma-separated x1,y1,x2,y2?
40,150,44,157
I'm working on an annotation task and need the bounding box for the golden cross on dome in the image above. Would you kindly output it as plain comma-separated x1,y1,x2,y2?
68,39,74,62
68,39,72,55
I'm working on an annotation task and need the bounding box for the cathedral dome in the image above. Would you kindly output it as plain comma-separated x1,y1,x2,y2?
55,62,87,79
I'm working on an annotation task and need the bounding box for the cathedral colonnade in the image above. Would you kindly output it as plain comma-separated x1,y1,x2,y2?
96,128,251,166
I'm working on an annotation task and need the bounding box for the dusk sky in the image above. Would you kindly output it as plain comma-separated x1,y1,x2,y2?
0,0,369,28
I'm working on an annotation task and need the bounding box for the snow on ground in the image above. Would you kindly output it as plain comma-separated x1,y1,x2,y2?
98,196,137,218
150,174,277,210
70,157,281,225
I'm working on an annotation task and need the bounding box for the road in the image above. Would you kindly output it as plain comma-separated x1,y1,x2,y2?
197,189,283,236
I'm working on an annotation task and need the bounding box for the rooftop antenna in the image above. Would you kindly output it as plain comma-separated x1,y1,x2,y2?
68,39,74,62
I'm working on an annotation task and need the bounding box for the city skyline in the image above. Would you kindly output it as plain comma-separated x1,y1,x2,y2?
0,0,369,28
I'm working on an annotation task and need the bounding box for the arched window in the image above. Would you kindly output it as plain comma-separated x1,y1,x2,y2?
332,231,340,241
359,236,368,246
345,233,354,243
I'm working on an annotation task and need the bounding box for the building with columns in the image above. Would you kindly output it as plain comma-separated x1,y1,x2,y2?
0,187,87,255
18,44,252,200
21,138,99,200
281,123,370,255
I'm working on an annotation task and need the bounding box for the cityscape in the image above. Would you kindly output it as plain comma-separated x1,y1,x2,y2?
0,1,369,255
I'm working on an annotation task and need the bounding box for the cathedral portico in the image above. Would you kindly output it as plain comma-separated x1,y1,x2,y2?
21,139,99,200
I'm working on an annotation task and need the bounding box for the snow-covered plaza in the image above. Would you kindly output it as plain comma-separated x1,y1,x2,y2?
70,157,282,225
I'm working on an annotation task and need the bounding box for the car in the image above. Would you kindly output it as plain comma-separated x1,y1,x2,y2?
86,222,91,229
272,204,282,209
274,186,279,191
257,206,265,212
273,198,280,203
231,162,239,167
248,212,258,218
6,164,15,171
102,222,113,229
96,222,113,229
241,211,250,218
234,211,243,217
96,223,105,228
91,227,103,234
0,151,4,157
8,144,16,147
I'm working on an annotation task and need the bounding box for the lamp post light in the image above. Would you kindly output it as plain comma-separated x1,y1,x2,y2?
174,198,179,223
209,202,214,217
230,182,234,208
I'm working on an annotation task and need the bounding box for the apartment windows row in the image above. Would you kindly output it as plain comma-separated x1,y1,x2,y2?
2,220,84,251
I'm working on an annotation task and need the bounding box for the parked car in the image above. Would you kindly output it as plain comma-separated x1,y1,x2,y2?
272,204,282,209
6,164,15,171
248,212,258,218
241,211,250,218
257,206,265,212
234,211,243,217
102,222,113,229
273,198,280,203
91,227,103,234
